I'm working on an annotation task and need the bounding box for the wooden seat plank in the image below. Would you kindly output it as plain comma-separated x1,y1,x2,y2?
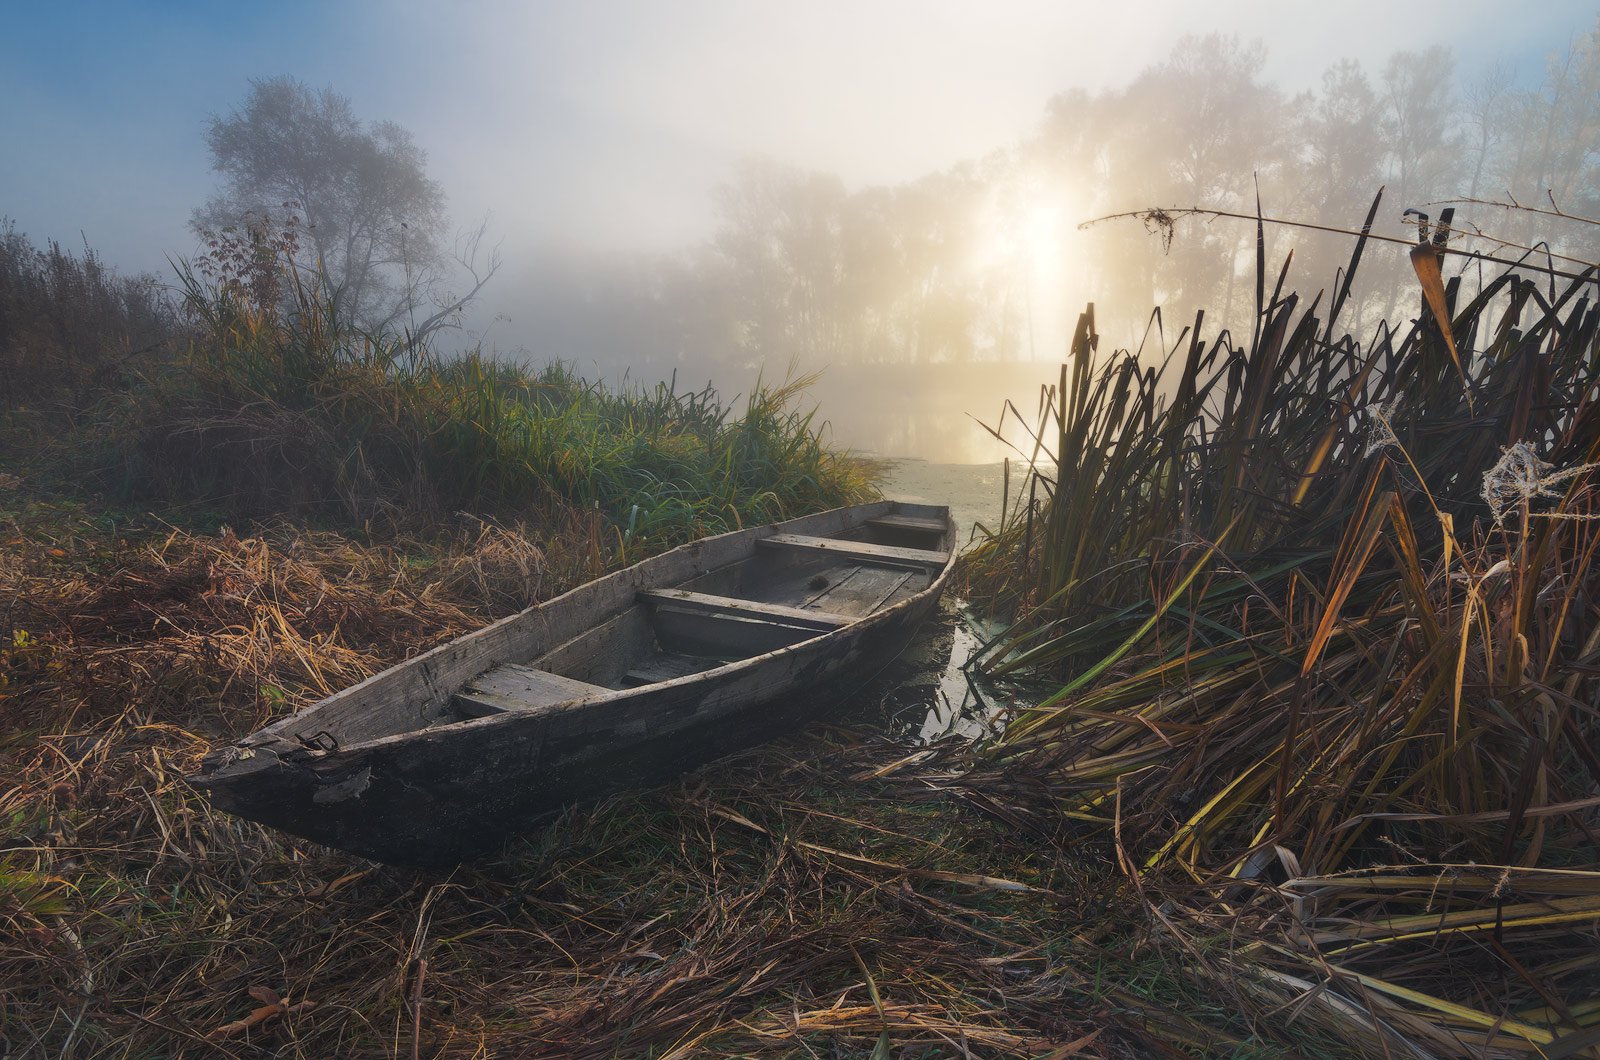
768,564,921,618
640,588,852,631
758,533,949,569
455,663,606,717
622,652,723,687
866,514,947,535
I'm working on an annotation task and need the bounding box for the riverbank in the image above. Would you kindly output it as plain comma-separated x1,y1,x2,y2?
1,468,1309,1058
7,287,1592,1060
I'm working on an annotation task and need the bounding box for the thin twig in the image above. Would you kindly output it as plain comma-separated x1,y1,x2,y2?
1082,205,1600,282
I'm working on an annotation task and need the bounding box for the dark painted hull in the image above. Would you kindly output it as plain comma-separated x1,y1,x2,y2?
199,596,936,863
191,503,953,864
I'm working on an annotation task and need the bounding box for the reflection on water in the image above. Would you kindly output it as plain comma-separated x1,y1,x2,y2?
868,460,1017,743
910,616,1003,743
872,601,1020,746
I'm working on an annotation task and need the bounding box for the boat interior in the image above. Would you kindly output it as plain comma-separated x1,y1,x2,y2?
447,508,952,720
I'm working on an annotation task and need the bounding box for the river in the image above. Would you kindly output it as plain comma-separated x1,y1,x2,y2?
851,457,1021,744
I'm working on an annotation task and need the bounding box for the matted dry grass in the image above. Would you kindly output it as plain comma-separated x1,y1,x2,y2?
1,484,1265,1059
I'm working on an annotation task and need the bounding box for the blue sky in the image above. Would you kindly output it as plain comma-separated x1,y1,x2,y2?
2,0,1594,282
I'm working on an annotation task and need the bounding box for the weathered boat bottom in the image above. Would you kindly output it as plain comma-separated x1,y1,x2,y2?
192,503,955,863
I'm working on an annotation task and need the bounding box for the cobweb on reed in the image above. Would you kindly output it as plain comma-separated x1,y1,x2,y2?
1362,400,1400,457
1481,441,1598,525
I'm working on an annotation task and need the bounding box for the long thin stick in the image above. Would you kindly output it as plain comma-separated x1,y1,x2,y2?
1420,194,1600,230
1081,205,1599,283
411,957,428,1060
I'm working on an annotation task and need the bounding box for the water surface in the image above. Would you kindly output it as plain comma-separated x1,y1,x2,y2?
863,459,1019,743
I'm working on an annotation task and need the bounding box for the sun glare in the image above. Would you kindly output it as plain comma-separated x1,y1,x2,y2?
1023,202,1060,264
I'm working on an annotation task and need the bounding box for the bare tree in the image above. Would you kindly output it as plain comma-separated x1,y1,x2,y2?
193,76,497,346
1381,47,1464,209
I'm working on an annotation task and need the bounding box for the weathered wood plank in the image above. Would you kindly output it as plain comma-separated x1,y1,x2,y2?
466,663,606,701
766,565,922,618
622,652,721,686
455,691,547,718
758,534,949,569
532,606,653,687
640,588,852,630
861,570,917,614
454,664,606,717
651,610,826,658
866,514,947,534
798,565,864,606
888,502,949,523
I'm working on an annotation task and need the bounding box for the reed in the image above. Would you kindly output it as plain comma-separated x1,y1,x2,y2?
963,196,1600,1055
0,221,177,410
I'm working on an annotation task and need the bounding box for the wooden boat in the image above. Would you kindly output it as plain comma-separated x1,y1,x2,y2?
191,501,955,863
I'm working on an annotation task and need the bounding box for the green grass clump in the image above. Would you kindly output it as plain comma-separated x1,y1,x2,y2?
962,197,1600,1055
0,225,871,548
96,264,871,545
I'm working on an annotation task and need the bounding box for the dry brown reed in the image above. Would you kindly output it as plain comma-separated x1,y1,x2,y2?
0,222,178,411
962,195,1600,1057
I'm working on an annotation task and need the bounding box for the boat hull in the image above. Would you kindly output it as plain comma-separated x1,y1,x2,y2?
193,503,952,864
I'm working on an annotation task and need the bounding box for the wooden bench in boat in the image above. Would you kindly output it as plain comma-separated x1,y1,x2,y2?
639,588,852,631
757,533,949,569
620,651,723,686
865,513,947,535
625,586,854,686
640,587,854,658
458,588,858,715
455,663,607,718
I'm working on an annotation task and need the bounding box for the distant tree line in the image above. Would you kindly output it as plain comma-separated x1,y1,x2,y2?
516,17,1600,375
1043,27,1600,332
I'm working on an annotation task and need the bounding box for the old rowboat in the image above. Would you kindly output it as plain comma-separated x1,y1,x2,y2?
191,501,955,863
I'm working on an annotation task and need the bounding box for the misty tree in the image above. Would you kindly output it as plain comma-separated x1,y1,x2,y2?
1380,47,1464,210
193,76,497,343
1299,60,1388,224
1153,36,1291,318
1043,35,1292,324
1275,60,1399,328
887,164,1019,363
706,158,1021,366
712,160,852,361
1493,18,1600,219
1461,62,1515,202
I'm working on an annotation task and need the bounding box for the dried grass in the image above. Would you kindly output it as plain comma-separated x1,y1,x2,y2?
2,490,1231,1058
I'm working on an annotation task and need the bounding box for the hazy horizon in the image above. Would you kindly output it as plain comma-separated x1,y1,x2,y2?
5,2,1588,268
5,1,1599,459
